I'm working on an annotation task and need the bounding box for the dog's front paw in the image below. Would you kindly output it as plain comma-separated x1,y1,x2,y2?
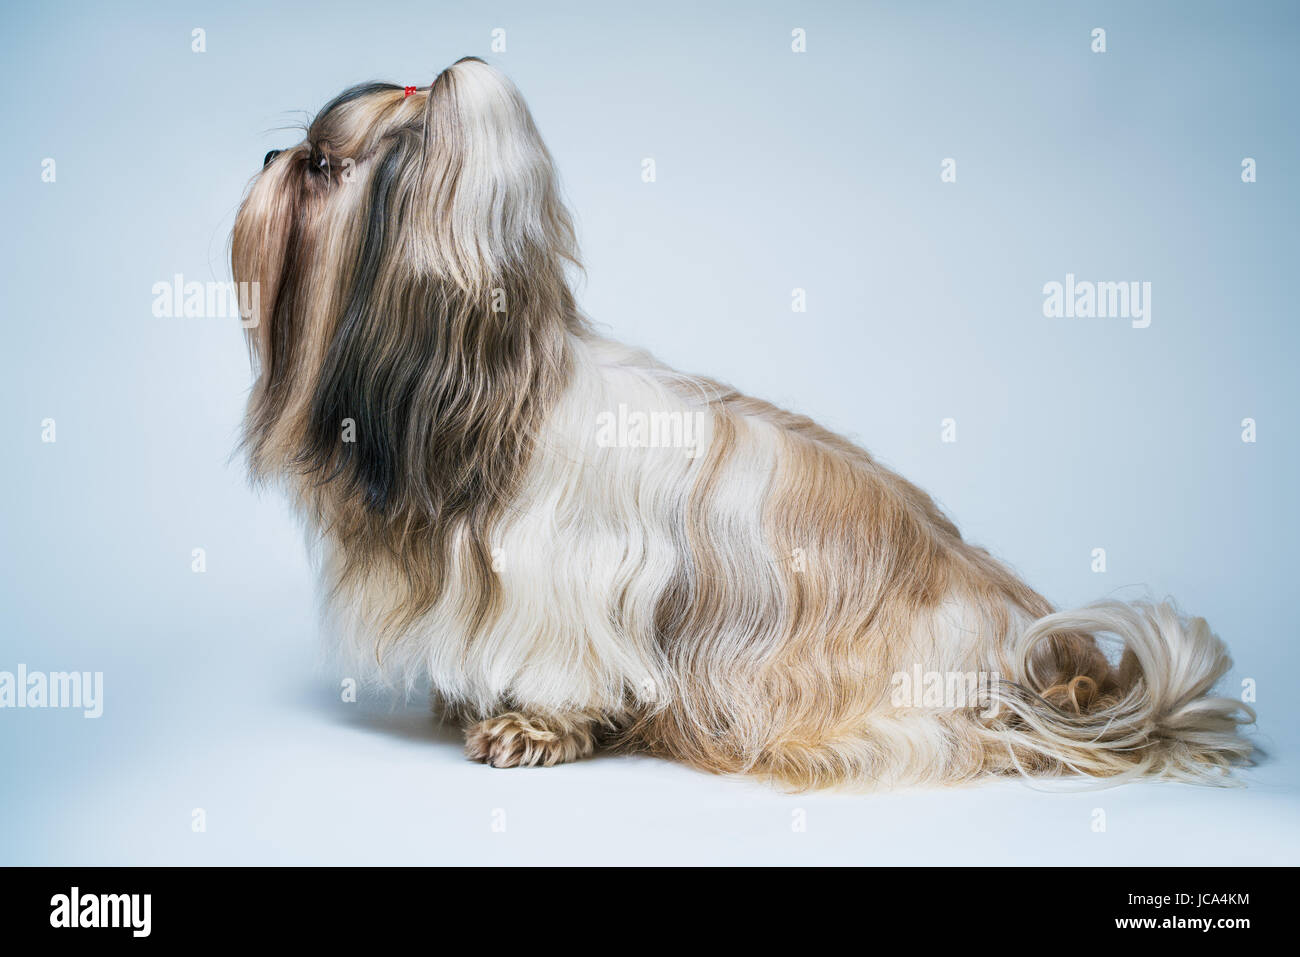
465,712,597,768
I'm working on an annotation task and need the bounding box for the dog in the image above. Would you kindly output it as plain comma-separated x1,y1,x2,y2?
232,57,1254,789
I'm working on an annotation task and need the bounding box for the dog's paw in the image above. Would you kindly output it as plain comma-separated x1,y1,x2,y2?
465,712,597,768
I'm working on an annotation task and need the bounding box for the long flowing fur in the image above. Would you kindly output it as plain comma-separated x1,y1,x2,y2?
232,58,1255,789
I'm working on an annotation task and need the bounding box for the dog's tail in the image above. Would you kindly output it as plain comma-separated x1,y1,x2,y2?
985,601,1255,785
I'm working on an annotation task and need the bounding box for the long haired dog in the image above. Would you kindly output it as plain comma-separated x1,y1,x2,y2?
233,58,1254,789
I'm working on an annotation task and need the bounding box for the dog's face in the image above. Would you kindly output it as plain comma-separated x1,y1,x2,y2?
233,58,583,612
233,57,579,510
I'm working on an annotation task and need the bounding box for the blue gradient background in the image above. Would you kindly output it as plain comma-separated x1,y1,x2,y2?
1,0,1297,864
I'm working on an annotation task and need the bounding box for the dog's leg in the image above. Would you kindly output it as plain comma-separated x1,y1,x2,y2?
464,711,602,768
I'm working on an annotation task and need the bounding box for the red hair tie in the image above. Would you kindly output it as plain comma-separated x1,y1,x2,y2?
404,86,418,97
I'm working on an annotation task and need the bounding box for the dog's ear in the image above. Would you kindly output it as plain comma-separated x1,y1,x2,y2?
300,60,579,528
415,57,579,290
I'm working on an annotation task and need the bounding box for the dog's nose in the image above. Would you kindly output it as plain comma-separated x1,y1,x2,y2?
263,149,282,169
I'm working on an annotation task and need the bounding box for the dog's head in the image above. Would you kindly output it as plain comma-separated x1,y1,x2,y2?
233,58,580,529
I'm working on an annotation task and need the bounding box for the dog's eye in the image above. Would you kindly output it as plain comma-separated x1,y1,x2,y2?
308,147,331,178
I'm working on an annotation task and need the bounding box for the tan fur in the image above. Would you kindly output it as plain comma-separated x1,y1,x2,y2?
464,712,601,768
233,59,1255,791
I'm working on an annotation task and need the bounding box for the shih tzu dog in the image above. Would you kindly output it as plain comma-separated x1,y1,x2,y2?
232,57,1254,789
